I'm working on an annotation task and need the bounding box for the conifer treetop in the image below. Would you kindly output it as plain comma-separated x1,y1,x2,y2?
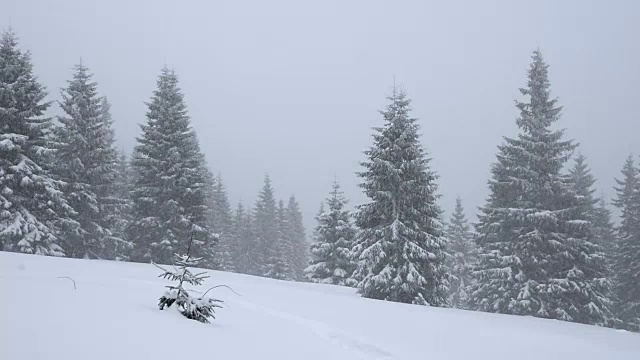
517,49,562,132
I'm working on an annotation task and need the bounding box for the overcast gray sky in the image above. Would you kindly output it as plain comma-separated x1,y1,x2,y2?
4,0,640,231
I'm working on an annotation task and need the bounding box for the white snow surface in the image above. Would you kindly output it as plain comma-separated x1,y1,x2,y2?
1,251,638,360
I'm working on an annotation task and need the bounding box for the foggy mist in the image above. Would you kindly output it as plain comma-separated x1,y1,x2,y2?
5,0,639,227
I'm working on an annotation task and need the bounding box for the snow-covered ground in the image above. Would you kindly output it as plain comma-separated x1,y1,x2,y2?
1,252,638,360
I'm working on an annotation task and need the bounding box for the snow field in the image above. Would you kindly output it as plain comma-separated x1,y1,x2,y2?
1,252,638,360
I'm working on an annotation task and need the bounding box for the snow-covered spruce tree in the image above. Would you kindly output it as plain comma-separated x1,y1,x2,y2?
569,154,616,265
110,150,134,260
199,167,220,269
155,232,223,323
193,135,220,269
129,67,214,265
470,50,612,326
569,155,598,216
612,155,640,331
0,30,77,256
53,64,126,259
253,175,279,277
210,174,235,271
285,195,307,280
591,198,616,262
265,200,294,280
231,202,255,274
351,88,448,306
96,98,132,260
53,62,101,258
445,197,476,309
305,181,357,286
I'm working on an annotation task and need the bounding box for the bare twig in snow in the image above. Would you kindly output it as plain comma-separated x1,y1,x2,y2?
58,276,77,290
202,284,242,297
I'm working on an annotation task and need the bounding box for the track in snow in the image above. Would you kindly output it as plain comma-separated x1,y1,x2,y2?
237,299,392,359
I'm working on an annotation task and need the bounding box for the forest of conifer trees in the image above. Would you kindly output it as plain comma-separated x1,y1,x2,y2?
1,29,638,332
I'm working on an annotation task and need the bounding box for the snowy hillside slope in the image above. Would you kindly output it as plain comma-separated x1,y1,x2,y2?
1,252,638,360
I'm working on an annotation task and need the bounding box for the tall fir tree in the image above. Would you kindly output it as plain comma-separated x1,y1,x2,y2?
210,174,234,271
0,30,77,256
569,155,598,218
612,155,640,331
53,62,100,258
111,150,133,260
591,198,616,262
199,167,219,269
231,202,254,274
265,200,294,280
305,181,357,286
445,197,476,309
192,136,220,269
129,67,213,264
568,155,616,267
351,88,448,306
285,195,307,280
96,98,132,260
471,50,612,326
53,63,124,259
252,175,279,276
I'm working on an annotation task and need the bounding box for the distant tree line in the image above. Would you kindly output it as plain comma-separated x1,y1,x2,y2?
1,30,638,332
